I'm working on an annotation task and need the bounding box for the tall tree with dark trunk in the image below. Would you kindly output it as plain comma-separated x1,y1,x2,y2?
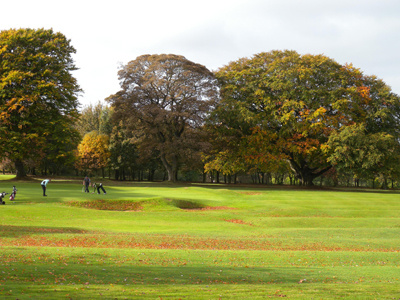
0,28,80,178
107,54,219,182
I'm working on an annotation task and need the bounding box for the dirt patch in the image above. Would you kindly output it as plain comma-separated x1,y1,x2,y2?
2,233,396,252
224,219,254,226
65,199,143,211
65,199,234,212
237,192,263,195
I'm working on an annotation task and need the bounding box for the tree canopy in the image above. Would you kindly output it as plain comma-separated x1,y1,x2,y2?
0,28,80,177
327,123,400,186
76,102,113,138
75,131,110,176
107,54,219,181
3,30,400,187
210,50,400,185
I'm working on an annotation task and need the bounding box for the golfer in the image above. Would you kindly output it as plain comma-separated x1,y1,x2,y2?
83,176,91,193
96,183,107,195
41,179,50,196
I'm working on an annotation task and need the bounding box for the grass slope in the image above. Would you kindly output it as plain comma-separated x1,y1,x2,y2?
0,176,400,299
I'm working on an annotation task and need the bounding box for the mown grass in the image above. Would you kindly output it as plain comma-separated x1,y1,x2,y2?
0,176,400,299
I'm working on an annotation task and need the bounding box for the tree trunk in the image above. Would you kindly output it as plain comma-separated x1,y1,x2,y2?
287,158,331,186
15,159,26,179
148,169,155,181
160,152,178,182
381,178,388,190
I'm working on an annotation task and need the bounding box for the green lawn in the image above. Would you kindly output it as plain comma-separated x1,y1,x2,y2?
1,176,400,299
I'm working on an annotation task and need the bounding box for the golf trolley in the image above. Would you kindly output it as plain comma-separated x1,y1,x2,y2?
9,186,17,201
0,192,8,205
0,185,17,204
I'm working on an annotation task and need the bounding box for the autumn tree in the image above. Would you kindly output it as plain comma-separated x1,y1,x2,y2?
107,54,219,182
0,28,81,178
213,50,400,185
75,131,111,176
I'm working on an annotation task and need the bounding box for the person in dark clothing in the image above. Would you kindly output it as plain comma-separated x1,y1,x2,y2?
96,183,106,195
83,176,91,193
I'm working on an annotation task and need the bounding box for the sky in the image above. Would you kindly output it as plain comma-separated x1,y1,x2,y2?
1,0,400,108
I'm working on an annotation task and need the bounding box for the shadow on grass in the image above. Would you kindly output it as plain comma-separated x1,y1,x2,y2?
196,183,400,195
0,225,91,238
1,261,311,285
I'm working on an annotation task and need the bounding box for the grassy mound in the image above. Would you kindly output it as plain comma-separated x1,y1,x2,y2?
66,199,143,211
65,198,224,211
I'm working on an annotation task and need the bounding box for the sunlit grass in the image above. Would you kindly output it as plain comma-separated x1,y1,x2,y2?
1,176,400,299
0,174,15,180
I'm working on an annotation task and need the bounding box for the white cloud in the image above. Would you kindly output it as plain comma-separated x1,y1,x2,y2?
1,0,400,107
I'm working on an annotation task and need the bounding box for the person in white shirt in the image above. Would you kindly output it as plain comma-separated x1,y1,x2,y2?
41,179,50,196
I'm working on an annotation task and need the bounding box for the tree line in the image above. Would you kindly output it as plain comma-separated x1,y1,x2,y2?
1,28,400,188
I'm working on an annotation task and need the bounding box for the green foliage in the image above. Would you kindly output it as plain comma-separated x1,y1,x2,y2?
76,102,113,137
0,28,80,177
108,122,137,180
327,123,400,181
211,50,400,185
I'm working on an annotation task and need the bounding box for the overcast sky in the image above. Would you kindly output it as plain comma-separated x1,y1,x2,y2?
2,0,400,108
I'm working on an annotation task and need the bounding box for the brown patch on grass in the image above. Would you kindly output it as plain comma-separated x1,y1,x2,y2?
65,199,143,211
237,192,263,195
1,234,398,252
224,219,254,226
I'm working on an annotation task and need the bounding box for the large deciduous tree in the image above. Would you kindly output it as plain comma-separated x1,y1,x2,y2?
0,28,81,178
213,50,400,185
107,54,219,182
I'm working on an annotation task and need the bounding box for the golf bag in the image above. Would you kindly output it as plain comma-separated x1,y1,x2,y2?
9,186,17,201
0,192,8,205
